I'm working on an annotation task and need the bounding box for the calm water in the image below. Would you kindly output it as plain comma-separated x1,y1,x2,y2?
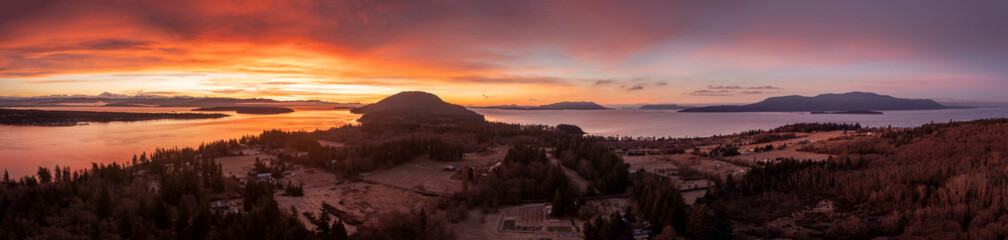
0,107,360,177
473,107,1008,138
3,106,1008,176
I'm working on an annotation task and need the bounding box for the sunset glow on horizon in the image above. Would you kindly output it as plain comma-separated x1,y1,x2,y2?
2,0,1007,105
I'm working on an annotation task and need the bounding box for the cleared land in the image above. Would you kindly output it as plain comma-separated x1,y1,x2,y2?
621,131,849,204
722,131,845,165
359,145,510,195
453,203,585,240
216,151,429,235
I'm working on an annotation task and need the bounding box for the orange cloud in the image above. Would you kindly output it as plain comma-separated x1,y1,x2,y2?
2,1,1007,104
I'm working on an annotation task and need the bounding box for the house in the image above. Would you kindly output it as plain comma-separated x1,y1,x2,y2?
255,173,272,182
632,228,653,240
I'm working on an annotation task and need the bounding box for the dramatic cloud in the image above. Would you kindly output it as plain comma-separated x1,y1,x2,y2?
708,85,742,90
1,0,1006,104
688,90,732,96
593,79,616,86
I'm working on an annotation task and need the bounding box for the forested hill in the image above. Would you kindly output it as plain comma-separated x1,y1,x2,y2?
351,91,485,124
680,92,947,112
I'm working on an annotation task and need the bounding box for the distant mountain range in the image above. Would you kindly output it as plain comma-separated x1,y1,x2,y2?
0,92,359,108
479,101,608,110
191,107,294,114
351,91,485,123
680,92,952,112
639,104,692,110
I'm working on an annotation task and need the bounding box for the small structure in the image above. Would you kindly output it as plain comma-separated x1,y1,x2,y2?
632,228,653,240
255,173,272,182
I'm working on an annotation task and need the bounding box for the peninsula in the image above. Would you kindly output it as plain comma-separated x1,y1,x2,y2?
0,108,228,126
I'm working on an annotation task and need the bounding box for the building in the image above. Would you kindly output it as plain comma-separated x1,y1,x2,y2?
255,173,272,182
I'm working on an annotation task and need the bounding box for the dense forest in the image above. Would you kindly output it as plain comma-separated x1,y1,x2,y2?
0,147,314,239
460,144,572,207
554,136,631,194
583,170,733,240
709,119,1008,239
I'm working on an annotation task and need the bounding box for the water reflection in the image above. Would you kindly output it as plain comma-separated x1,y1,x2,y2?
473,107,1008,138
0,107,360,176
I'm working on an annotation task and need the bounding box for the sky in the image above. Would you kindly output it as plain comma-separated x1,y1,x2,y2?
1,0,1006,105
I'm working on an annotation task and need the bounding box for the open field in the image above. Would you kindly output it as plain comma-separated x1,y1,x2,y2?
716,130,846,165
360,145,510,195
216,151,429,235
624,154,747,179
317,139,346,148
275,181,429,235
217,153,268,177
453,203,584,240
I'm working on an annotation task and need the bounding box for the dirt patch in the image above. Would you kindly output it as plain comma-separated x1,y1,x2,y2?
217,153,275,177
275,180,429,235
317,140,345,148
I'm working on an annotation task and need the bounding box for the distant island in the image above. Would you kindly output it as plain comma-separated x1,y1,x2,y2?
100,103,149,107
810,110,884,115
639,104,692,110
0,108,228,126
351,91,485,124
480,101,608,110
680,92,949,112
192,107,294,114
0,92,359,108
